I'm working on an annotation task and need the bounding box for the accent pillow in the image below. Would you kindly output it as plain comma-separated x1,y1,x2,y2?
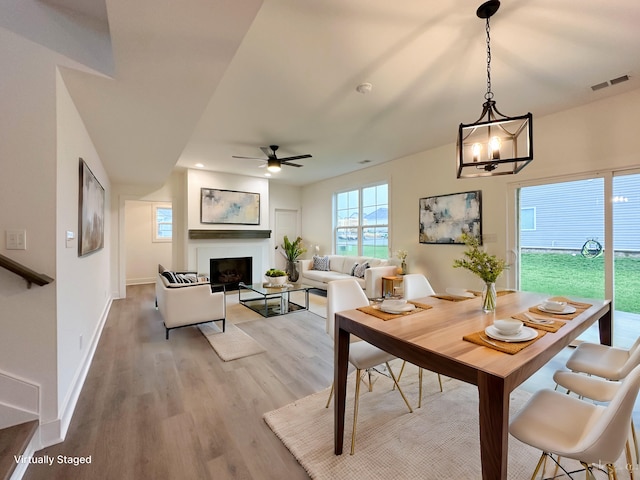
350,263,359,276
161,271,196,284
353,262,369,278
312,255,330,271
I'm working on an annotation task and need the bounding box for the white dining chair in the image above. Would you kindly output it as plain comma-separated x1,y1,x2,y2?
398,273,443,406
510,364,640,480
565,336,640,381
325,278,413,455
553,369,638,478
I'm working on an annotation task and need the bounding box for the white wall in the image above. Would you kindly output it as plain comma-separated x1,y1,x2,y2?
0,26,59,428
0,24,112,446
185,169,272,279
55,69,111,443
301,88,640,293
125,200,172,284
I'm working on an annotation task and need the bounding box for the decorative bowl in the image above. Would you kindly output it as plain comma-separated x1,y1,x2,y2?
493,319,523,336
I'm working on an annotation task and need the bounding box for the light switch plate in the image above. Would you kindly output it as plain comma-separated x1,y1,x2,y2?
6,230,26,250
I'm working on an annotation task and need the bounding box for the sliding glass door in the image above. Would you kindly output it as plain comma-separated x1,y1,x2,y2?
518,178,605,300
513,170,640,344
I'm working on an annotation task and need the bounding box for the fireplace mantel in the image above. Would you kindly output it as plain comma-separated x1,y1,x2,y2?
188,229,271,240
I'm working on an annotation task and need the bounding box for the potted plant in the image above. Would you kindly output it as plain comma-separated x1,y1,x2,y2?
277,235,307,282
453,233,508,312
265,268,288,286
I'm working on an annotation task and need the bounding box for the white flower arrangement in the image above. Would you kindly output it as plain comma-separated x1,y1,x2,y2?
395,249,408,261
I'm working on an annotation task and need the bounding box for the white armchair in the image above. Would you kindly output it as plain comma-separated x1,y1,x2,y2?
156,274,226,339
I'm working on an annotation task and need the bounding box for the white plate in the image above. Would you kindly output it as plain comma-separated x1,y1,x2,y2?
485,325,538,342
445,288,475,299
537,305,576,315
379,304,416,314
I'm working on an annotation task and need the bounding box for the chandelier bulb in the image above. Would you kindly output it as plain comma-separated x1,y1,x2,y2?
489,136,501,160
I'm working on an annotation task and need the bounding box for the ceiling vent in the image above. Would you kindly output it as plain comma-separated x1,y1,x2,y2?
610,74,630,85
591,74,630,91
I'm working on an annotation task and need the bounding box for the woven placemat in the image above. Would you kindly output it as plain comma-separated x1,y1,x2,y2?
549,296,593,309
463,329,546,355
408,300,434,310
357,304,429,321
511,312,565,333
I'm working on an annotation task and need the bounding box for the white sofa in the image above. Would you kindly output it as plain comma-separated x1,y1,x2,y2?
298,255,398,298
156,271,226,339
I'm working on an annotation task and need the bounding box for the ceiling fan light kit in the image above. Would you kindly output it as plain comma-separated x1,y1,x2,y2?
456,0,533,179
232,144,312,173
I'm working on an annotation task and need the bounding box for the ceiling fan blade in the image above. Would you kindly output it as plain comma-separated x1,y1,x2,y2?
260,146,276,159
279,154,312,162
232,155,266,160
281,161,303,168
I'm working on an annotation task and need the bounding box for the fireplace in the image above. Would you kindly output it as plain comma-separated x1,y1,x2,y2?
210,257,253,290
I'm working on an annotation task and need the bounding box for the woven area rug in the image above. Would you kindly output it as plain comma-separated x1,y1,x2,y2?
264,363,629,479
198,321,266,361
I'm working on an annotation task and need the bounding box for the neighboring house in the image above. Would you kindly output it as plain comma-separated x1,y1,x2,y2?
520,175,640,253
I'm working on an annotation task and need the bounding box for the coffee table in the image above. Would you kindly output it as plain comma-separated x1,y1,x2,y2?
238,282,312,317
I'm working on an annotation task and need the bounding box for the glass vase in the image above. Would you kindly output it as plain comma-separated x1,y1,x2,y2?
286,260,299,283
401,260,407,275
482,282,497,313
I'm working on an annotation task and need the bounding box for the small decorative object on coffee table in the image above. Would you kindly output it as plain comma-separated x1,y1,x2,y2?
453,233,508,313
277,235,307,282
265,268,288,286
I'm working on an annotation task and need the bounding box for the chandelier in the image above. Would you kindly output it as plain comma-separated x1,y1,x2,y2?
456,0,533,178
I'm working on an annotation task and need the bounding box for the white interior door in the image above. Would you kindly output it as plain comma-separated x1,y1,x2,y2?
274,209,299,270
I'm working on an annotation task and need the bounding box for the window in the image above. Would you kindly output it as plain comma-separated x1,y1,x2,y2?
153,203,172,242
335,184,388,258
520,207,536,231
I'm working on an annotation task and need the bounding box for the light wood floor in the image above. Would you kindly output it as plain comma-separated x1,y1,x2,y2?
23,284,639,479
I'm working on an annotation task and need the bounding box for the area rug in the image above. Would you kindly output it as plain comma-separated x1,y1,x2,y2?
264,364,629,479
198,322,266,361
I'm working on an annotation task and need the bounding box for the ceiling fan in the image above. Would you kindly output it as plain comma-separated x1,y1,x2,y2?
232,145,312,172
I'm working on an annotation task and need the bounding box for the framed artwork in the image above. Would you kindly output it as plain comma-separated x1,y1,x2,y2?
419,190,482,244
200,188,260,225
78,158,105,257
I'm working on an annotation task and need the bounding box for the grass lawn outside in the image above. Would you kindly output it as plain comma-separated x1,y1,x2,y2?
521,252,640,313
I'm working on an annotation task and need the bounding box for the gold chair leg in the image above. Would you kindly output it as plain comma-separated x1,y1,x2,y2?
632,420,639,464
325,382,334,409
385,362,413,413
625,440,634,480
393,360,407,391
606,463,618,480
350,369,362,455
437,373,443,392
581,462,598,480
418,368,423,408
529,453,546,480
367,369,373,392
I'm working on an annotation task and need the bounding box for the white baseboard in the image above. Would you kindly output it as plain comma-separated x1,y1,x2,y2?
33,294,114,453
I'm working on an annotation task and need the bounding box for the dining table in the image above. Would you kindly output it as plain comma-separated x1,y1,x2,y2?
333,291,612,480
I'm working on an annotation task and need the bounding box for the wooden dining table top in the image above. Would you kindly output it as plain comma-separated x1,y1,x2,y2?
336,291,611,385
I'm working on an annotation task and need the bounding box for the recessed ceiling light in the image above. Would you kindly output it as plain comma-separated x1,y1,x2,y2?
195,163,204,168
